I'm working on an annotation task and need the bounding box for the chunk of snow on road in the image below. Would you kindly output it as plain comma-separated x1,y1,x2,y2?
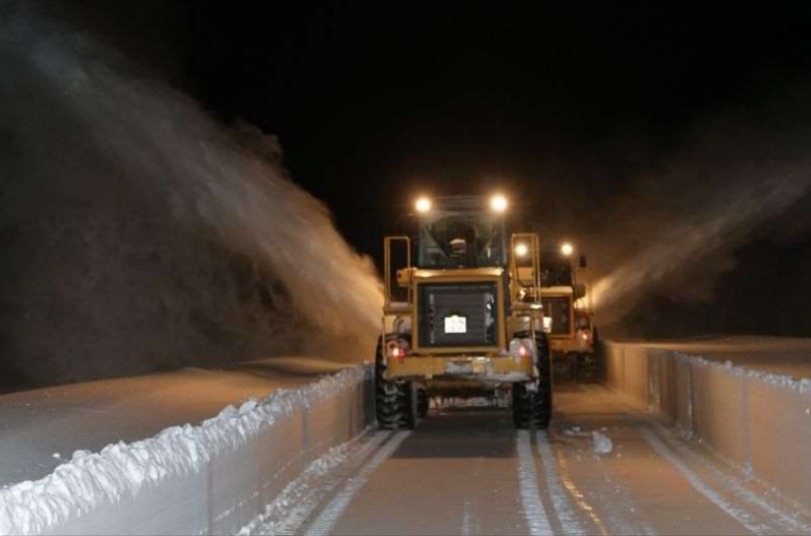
0,365,369,535
592,431,613,455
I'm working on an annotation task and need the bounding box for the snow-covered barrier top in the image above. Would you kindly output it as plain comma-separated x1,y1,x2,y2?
0,365,372,535
673,351,811,394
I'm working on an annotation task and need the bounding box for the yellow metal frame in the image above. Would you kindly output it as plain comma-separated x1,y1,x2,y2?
541,288,576,340
550,338,593,354
509,233,542,300
385,354,533,380
383,236,412,315
410,269,507,354
381,231,546,384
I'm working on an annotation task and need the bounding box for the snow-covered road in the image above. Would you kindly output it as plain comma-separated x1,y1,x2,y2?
242,384,811,535
0,357,352,486
2,338,809,535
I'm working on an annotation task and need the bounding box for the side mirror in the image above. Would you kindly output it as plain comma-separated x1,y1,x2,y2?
579,255,587,269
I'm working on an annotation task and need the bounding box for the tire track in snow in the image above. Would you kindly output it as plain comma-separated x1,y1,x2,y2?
305,430,411,536
551,441,611,536
238,430,392,535
648,422,811,535
555,422,656,536
535,432,587,535
460,499,474,536
516,430,553,536
638,425,768,534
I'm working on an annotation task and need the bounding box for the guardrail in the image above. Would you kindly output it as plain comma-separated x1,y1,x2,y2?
0,365,375,536
603,341,811,512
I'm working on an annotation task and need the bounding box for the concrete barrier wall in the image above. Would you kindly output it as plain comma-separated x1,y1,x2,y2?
604,341,811,510
0,366,374,536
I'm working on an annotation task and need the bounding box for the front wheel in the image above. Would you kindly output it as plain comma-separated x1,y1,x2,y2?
512,334,553,429
374,337,416,430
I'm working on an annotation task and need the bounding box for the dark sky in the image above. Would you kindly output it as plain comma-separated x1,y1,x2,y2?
51,1,811,335
54,2,808,249
193,3,810,256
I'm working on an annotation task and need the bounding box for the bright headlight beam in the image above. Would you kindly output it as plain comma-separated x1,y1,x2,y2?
515,243,528,257
490,194,508,213
561,242,574,257
415,197,431,213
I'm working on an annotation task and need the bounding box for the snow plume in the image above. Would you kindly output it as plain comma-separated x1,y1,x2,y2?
0,5,382,385
588,112,811,328
591,175,810,314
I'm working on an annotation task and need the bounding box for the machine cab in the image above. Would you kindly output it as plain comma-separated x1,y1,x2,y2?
415,195,508,269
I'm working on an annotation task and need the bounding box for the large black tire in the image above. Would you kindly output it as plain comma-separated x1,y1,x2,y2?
576,352,598,382
417,388,430,418
512,382,533,428
404,381,418,429
535,333,553,427
375,337,416,430
512,333,553,429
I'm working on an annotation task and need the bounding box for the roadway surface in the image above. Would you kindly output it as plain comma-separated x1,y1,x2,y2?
249,382,811,535
3,337,809,535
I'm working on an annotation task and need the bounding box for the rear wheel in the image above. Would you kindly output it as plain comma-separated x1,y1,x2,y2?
576,352,598,382
512,382,533,428
512,333,553,429
375,337,416,430
417,388,430,418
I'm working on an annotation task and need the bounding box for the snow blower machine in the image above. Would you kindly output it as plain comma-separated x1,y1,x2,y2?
375,194,552,429
539,244,599,381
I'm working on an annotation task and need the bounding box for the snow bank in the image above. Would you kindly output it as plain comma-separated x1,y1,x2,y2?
0,365,374,535
604,341,811,514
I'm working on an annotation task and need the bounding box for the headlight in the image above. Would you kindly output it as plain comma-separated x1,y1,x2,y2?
577,329,591,343
560,242,574,256
415,197,432,213
514,243,528,257
490,194,508,213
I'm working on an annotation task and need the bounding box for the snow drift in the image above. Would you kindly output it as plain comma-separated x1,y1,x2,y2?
0,365,374,535
0,4,382,386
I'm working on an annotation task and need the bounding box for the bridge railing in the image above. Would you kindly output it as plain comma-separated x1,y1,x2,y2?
604,341,810,514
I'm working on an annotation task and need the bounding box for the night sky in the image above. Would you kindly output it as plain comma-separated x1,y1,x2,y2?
49,1,811,335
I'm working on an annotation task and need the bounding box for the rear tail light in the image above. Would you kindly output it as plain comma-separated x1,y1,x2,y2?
386,339,409,359
509,338,535,360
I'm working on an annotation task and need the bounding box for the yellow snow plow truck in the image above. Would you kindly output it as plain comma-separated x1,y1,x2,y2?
376,194,552,429
540,244,599,381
